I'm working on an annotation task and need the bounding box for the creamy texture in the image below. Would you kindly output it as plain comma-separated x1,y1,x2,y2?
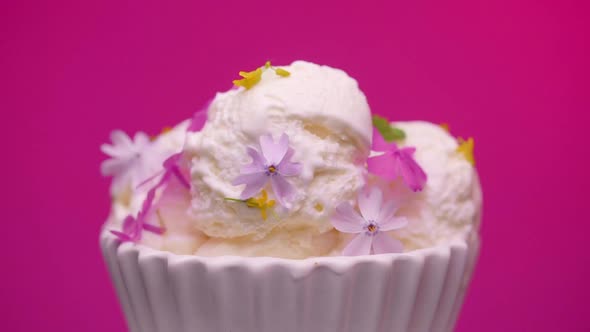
184,61,372,243
105,61,482,259
391,121,482,250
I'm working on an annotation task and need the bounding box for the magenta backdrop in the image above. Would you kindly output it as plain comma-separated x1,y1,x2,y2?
2,0,589,331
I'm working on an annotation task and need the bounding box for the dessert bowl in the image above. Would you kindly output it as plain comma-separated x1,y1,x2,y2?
101,229,479,332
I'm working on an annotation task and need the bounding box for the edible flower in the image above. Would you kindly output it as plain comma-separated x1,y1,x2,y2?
232,133,302,206
101,130,157,195
138,152,191,190
110,189,165,242
233,67,263,89
368,129,427,192
331,187,407,255
110,152,191,242
188,101,210,132
233,61,291,89
225,189,276,220
265,61,291,77
457,137,475,166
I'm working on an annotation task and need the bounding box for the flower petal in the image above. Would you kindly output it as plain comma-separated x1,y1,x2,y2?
278,148,302,176
233,173,267,199
379,216,408,231
110,230,133,242
358,187,383,222
100,158,128,176
367,153,400,181
331,203,365,233
270,175,294,206
240,147,266,173
110,130,133,148
171,167,191,189
143,223,166,234
372,128,397,152
134,132,150,146
372,232,403,254
377,201,399,225
342,233,372,256
188,104,209,132
260,134,288,165
100,143,126,158
398,150,427,192
121,215,137,234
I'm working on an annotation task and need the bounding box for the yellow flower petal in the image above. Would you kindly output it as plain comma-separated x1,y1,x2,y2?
439,123,450,133
275,68,290,77
243,190,276,220
457,137,475,166
233,67,263,90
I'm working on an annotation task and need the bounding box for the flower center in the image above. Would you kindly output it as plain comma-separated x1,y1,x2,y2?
266,165,278,176
364,221,379,236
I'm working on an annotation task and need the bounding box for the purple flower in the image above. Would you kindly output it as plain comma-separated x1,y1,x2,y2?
187,100,210,132
138,152,191,190
110,152,190,242
331,187,408,256
110,189,164,242
367,130,427,192
232,133,302,206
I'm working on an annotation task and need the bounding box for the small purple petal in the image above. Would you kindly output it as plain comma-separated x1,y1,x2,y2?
163,152,183,170
134,132,150,145
100,143,124,158
171,167,191,189
270,175,294,206
358,187,383,222
371,232,403,254
122,215,137,234
277,148,302,176
110,130,133,148
342,233,373,256
136,169,165,189
379,216,408,232
377,201,399,225
100,158,127,176
110,230,133,242
371,129,397,152
141,188,157,216
401,146,416,155
260,134,288,165
188,108,208,132
398,150,427,192
143,223,166,234
331,203,365,233
367,153,401,181
233,172,268,199
241,147,266,173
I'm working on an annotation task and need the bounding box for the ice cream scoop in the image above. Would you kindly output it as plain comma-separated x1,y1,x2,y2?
184,61,372,242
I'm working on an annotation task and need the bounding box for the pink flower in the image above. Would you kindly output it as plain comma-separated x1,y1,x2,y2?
110,152,190,242
187,100,210,132
110,189,164,242
331,187,408,256
367,130,427,192
232,133,302,206
138,152,190,190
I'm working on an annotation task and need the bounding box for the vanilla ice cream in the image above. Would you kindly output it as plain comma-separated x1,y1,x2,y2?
103,60,482,259
184,61,372,244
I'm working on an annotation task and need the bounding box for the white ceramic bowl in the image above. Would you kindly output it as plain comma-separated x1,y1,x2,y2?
100,229,479,332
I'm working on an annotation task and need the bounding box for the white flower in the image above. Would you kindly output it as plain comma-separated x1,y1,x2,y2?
101,130,162,196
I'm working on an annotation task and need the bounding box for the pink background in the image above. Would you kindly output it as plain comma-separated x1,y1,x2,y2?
2,0,589,331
